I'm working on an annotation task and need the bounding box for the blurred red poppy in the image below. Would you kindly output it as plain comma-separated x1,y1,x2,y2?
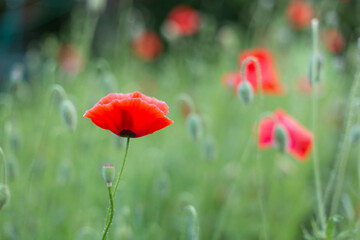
84,92,173,138
258,110,313,161
236,48,284,95
132,31,162,61
323,29,345,54
286,0,314,30
165,5,201,36
58,44,84,75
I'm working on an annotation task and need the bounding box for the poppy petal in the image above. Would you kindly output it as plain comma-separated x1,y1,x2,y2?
95,92,169,114
258,116,276,148
236,48,284,95
275,110,313,161
84,97,173,138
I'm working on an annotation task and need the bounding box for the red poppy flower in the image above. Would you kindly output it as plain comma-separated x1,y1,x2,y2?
132,31,162,61
236,48,284,95
286,0,314,30
258,110,313,161
165,5,201,36
58,44,84,75
84,92,173,138
323,29,345,54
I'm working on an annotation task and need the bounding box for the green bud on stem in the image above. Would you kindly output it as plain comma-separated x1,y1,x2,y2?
102,164,115,187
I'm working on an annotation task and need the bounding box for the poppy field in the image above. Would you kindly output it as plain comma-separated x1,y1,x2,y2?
0,0,360,239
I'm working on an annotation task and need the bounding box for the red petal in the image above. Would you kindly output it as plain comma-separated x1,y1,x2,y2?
275,110,313,161
258,116,276,148
167,5,201,35
95,92,169,114
237,48,284,95
132,31,162,61
84,98,173,137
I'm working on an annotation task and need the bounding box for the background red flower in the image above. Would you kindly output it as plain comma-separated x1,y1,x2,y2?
258,110,313,161
132,31,163,61
165,5,201,36
236,48,284,95
323,29,345,54
58,44,84,75
286,0,314,30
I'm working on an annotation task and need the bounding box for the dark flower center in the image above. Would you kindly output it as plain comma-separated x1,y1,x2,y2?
119,129,136,138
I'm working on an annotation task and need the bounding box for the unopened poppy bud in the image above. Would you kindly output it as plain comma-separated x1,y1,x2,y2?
274,124,288,153
102,164,115,186
177,94,195,119
203,137,216,160
51,84,67,106
60,99,78,132
237,80,254,104
181,205,199,240
0,184,10,211
6,155,19,182
308,53,323,85
351,125,360,144
9,64,24,93
186,113,202,141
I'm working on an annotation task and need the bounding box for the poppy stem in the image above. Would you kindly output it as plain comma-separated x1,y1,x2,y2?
104,137,130,227
310,18,326,232
329,38,360,216
241,56,269,239
101,186,114,240
0,147,6,184
113,137,131,196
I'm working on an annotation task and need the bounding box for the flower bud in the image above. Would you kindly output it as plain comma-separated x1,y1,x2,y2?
60,99,78,132
274,124,288,153
9,63,24,94
6,155,19,182
203,136,216,160
51,84,67,106
177,94,195,119
308,53,323,85
102,164,115,186
181,205,199,240
0,184,10,211
237,80,254,104
351,125,360,145
186,113,202,141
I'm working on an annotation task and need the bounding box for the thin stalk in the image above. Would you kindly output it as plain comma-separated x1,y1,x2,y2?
104,137,130,226
329,39,360,216
357,145,360,240
358,146,360,195
113,137,130,196
310,18,326,231
243,57,269,240
102,186,114,240
330,74,360,215
0,147,6,184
